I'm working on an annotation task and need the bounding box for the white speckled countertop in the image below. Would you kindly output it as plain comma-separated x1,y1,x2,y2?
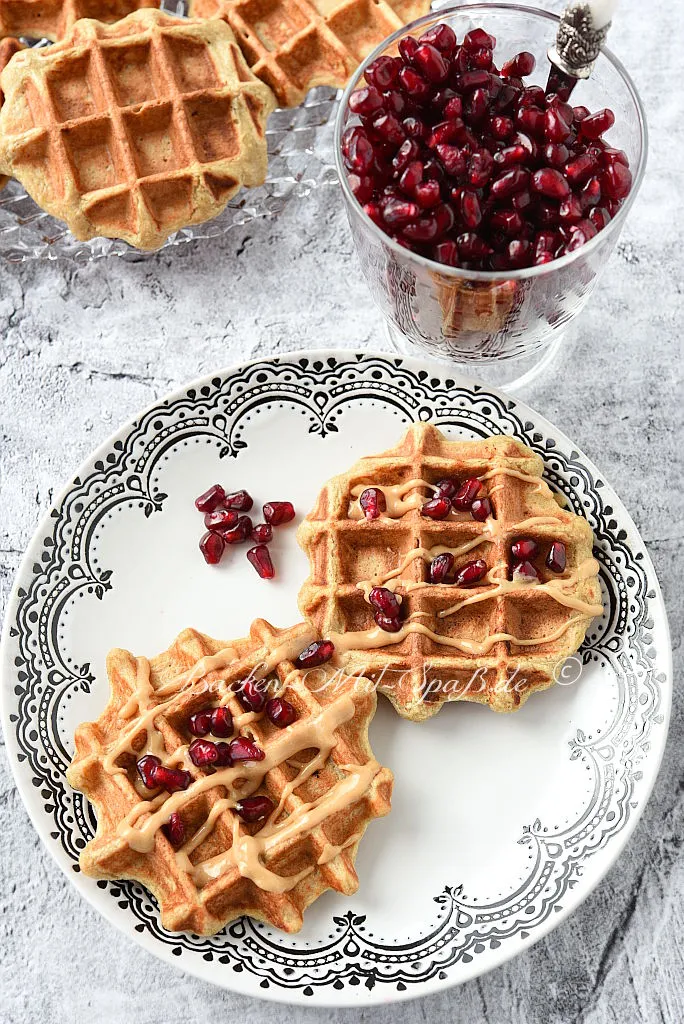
0,1,682,1020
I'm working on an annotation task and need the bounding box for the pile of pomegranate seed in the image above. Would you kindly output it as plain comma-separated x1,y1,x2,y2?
195,483,295,578
510,537,567,579
136,754,191,792
369,585,403,632
342,24,631,270
419,476,492,522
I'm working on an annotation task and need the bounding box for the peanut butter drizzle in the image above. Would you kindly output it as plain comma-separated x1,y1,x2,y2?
192,761,379,891
317,832,361,866
437,558,603,620
478,467,545,494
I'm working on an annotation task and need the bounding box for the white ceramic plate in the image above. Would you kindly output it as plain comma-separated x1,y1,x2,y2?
0,351,671,1006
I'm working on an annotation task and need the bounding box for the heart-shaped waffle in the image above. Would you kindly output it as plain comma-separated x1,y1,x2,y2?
297,423,603,720
67,619,392,935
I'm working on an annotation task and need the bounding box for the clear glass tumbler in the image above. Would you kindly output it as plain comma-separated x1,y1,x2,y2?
335,2,648,390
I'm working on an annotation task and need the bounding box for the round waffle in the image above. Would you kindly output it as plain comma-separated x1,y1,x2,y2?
67,619,392,935
189,0,432,107
0,9,276,248
297,423,603,720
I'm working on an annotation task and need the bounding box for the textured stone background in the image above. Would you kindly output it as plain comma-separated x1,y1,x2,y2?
0,0,682,1020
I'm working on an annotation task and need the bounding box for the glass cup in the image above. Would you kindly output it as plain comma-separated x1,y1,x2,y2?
335,2,648,390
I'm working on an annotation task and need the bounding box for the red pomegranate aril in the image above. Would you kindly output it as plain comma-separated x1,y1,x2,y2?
229,737,265,762
471,496,492,521
163,811,185,847
429,551,455,583
414,42,449,83
531,168,570,199
543,142,569,168
399,35,418,63
517,106,545,138
546,541,567,573
223,489,253,512
363,201,383,226
435,144,465,177
511,538,538,560
454,558,488,587
468,149,494,186
489,208,523,235
573,104,590,121
398,65,431,101
195,484,226,513
392,137,419,172
491,167,529,198
435,478,458,498
137,753,162,789
463,27,495,51
372,113,405,146
295,639,335,668
359,487,386,520
369,586,401,617
199,530,225,565
374,611,402,632
567,218,598,250
589,205,611,230
236,795,274,823
512,559,539,583
383,197,420,225
210,706,233,738
403,214,440,242
428,120,462,146
580,176,601,209
490,115,514,140
601,147,629,168
349,173,374,204
421,496,452,519
456,69,490,92
263,501,295,526
188,710,213,737
266,697,298,728
222,515,252,545
580,107,615,139
214,742,233,766
459,189,482,228
153,765,191,792
457,232,492,260
247,544,275,579
507,239,532,267
501,51,535,77
536,200,560,226
469,46,493,70
535,230,558,257
544,106,572,143
204,507,238,533
565,153,598,185
444,95,463,120
452,477,482,510
465,87,489,123
494,144,527,168
535,250,555,265
601,161,632,199
237,679,266,713
420,22,457,54
383,89,407,116
189,738,219,767
559,194,583,223
512,188,533,212
365,54,400,90
423,157,446,182
434,239,459,265
494,83,520,112
520,85,546,108
251,522,273,544
414,180,441,209
349,85,384,117
403,116,428,140
342,127,374,173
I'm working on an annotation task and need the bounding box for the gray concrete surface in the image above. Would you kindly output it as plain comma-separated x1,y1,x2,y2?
0,0,682,1021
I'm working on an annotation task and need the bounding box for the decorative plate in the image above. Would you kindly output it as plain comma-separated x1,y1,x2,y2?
0,351,671,1006
0,3,339,263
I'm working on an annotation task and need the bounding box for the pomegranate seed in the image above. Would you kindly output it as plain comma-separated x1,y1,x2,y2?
468,149,494,186
512,559,540,583
457,232,492,260
531,168,570,199
222,515,252,544
214,742,233,766
463,28,495,51
573,105,590,122
188,738,219,767
434,239,459,265
403,214,440,242
263,501,295,526
435,478,458,498
559,195,583,223
494,83,520,112
365,55,400,91
152,765,191,792
579,176,601,209
414,180,441,209
469,46,492,70
295,639,335,668
414,43,449,83
421,496,452,520
535,230,558,258
251,522,273,543
398,66,430,102
429,552,454,583
546,541,567,573
494,144,527,168
454,559,488,587
444,96,463,119
517,106,545,138
199,530,225,565
458,189,481,228
265,697,298,728
374,612,402,632
434,144,464,177
471,496,492,521
511,538,538,560
398,36,418,64
247,544,275,579
403,116,428,140
204,507,238,533
357,486,385,520
363,201,383,226
349,85,384,117
223,489,252,512
520,85,546,108
543,142,569,169
588,205,611,231
137,754,161,789
342,127,374,173
237,679,266,712
489,208,523,235
163,811,185,847
501,51,535,77
392,138,419,172
566,153,598,185
429,120,461,146
535,251,555,265
383,89,406,116
188,710,213,737
601,161,632,200
235,795,274,823
419,23,457,54
489,115,514,139
601,147,629,169
369,586,401,617
465,87,489,123
399,161,424,193
580,108,615,139
229,737,265,762
566,218,598,250
507,239,532,267
456,69,490,92
349,174,374,203
195,484,226,513
491,167,529,198
210,706,233,738
544,106,572,143
452,478,482,510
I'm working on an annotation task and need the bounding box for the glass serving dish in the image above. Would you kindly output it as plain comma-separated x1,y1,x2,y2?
335,1,648,389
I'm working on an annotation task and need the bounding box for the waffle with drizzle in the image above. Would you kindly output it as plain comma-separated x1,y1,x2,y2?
67,618,392,935
297,423,603,720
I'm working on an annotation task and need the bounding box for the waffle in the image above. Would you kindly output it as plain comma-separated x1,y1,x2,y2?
67,619,392,935
434,274,520,338
0,0,157,42
0,37,23,189
0,10,276,249
188,0,432,107
297,423,603,720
